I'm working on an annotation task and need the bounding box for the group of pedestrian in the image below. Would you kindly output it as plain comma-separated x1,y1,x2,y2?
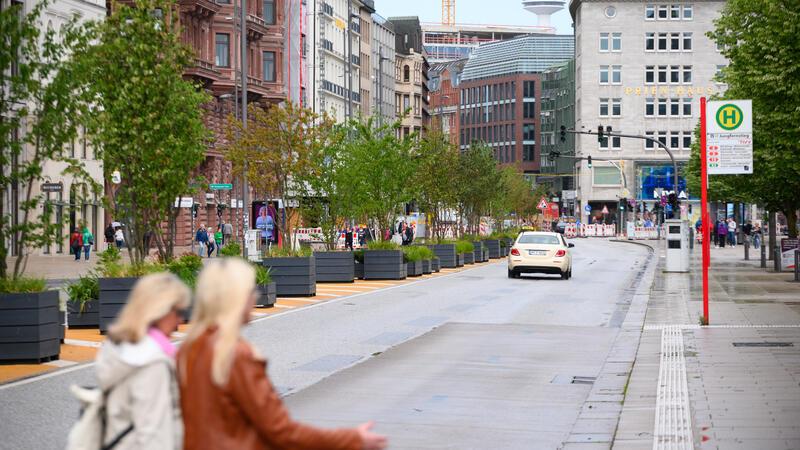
398,221,414,246
195,224,225,258
712,217,738,248
69,226,95,261
104,223,126,250
343,226,368,250
89,259,387,450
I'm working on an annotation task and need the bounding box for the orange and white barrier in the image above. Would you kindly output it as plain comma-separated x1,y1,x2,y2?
565,223,578,238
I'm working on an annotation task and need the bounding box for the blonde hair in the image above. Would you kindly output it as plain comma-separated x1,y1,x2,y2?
108,272,191,344
181,258,255,387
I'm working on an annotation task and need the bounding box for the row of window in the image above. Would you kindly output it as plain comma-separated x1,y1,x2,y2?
214,34,276,81
460,81,535,105
600,65,693,85
645,32,693,52
460,123,529,146
597,131,693,150
214,0,276,24
597,97,694,118
645,4,693,20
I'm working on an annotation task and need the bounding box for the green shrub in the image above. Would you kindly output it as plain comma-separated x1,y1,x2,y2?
367,241,400,251
455,240,475,254
66,276,99,311
414,245,434,260
96,247,124,278
166,253,203,287
0,277,47,294
254,264,272,284
402,246,423,262
353,250,364,263
219,243,241,257
266,246,312,258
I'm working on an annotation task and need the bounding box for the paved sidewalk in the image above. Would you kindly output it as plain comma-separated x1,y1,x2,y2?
614,241,800,449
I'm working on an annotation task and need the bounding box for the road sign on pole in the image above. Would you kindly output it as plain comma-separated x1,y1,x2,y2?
209,183,233,190
537,198,548,210
706,100,753,175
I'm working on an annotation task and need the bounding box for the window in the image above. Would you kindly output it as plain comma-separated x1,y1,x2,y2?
670,4,680,19
657,5,668,19
523,102,536,119
523,124,535,141
523,145,535,161
215,33,230,67
670,32,680,50
645,32,655,51
599,135,620,150
599,32,609,52
715,64,726,82
263,0,275,24
599,98,609,117
611,65,621,84
593,167,622,185
611,33,622,51
658,131,667,146
670,65,680,83
403,65,410,82
683,5,693,19
611,98,621,116
683,32,692,50
670,133,679,150
599,65,609,84
658,98,667,116
670,98,680,116
682,131,692,149
524,80,535,97
645,4,655,19
403,95,410,111
645,98,655,116
682,98,692,116
645,65,655,83
658,32,667,51
414,95,420,115
682,65,692,83
262,51,275,81
658,65,667,83
645,131,655,149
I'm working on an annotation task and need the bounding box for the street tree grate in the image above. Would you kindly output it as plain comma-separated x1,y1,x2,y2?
732,342,794,348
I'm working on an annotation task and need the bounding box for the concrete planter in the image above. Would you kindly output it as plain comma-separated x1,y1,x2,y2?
421,259,432,274
314,251,355,283
262,256,316,297
67,299,99,328
99,277,138,333
456,253,464,267
406,260,423,277
364,250,407,280
354,261,365,280
464,251,475,265
501,238,513,256
429,244,457,268
483,247,489,261
256,282,277,307
432,257,441,272
59,310,65,343
0,290,60,362
471,241,486,262
483,239,501,259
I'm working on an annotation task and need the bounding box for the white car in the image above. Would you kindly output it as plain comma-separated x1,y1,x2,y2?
507,231,574,279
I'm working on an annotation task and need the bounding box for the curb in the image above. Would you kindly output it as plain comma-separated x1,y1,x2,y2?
610,238,658,251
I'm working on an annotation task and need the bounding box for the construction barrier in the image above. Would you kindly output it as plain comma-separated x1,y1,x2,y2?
565,223,578,238
626,226,660,240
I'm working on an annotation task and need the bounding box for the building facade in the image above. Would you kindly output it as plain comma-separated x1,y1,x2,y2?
422,23,554,64
539,59,576,212
570,0,726,225
457,35,574,173
7,0,107,257
389,16,429,137
428,59,466,144
371,13,396,123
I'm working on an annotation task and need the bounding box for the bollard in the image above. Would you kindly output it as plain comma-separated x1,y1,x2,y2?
795,249,800,282
744,238,750,260
689,228,694,250
761,239,767,268
774,244,781,272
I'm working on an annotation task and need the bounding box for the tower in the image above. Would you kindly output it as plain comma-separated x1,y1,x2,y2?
522,0,565,28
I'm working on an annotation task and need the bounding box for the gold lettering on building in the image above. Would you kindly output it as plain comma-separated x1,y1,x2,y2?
621,86,719,97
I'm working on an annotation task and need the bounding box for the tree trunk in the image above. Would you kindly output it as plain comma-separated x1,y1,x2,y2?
768,210,777,260
786,207,798,239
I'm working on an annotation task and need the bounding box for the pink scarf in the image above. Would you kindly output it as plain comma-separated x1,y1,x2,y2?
148,327,176,358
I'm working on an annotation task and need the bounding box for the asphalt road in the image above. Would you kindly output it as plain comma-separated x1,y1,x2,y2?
0,239,649,450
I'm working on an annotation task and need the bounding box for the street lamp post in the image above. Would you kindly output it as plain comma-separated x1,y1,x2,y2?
376,47,389,127
240,0,250,258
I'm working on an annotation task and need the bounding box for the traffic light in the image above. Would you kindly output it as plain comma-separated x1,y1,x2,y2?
619,197,627,211
597,125,604,143
587,155,593,168
560,125,567,143
216,203,226,218
668,192,679,210
548,151,560,161
191,203,199,218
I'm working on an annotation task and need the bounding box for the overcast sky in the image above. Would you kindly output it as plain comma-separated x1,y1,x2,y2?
373,0,574,35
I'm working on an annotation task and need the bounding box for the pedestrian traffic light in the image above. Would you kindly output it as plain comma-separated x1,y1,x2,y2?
560,125,567,143
191,203,199,218
587,155,593,168
597,125,604,143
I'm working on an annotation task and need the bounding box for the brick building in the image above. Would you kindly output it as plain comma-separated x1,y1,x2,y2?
428,59,466,144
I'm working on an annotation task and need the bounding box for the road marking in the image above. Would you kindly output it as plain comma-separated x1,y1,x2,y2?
63,339,102,348
273,304,292,309
644,324,800,330
312,293,339,297
653,325,693,450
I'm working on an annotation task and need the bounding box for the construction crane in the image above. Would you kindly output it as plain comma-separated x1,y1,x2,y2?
442,0,455,26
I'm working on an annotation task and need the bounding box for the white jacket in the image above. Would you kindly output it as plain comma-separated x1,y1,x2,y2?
95,335,182,450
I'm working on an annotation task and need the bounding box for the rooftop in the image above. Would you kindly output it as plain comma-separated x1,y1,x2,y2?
461,34,574,81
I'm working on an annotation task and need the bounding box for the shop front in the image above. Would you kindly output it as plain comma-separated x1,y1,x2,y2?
635,163,700,224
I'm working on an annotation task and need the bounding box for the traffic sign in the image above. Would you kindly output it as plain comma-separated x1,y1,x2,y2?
706,100,752,175
41,182,62,192
601,205,609,214
209,183,233,190
584,205,592,212
537,198,548,210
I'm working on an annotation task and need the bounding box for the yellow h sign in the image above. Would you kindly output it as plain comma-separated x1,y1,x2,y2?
716,104,744,130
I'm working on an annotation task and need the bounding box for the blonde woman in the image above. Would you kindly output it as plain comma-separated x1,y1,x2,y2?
178,259,387,450
95,272,190,450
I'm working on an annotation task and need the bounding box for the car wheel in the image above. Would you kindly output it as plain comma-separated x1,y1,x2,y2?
508,269,515,279
568,269,573,279
561,270,569,280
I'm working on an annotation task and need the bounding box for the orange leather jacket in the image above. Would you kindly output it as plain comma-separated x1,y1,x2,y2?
177,329,362,450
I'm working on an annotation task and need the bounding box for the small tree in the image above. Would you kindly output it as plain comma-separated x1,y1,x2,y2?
71,0,210,263
0,1,96,279
413,130,459,240
455,144,499,235
225,102,336,248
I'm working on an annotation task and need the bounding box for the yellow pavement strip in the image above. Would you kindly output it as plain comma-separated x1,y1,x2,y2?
0,365,57,384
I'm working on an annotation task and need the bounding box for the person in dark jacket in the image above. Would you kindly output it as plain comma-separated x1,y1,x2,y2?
196,225,209,257
70,228,83,261
344,227,354,251
105,224,115,249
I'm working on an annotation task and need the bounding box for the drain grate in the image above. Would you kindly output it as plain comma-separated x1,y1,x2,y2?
571,376,597,385
551,374,597,385
732,342,794,348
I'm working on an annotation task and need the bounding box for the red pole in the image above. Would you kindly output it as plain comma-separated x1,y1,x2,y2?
700,96,710,324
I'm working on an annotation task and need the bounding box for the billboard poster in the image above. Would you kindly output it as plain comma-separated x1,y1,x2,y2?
780,238,798,271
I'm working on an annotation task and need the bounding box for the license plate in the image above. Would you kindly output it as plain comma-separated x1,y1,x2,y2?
528,250,546,256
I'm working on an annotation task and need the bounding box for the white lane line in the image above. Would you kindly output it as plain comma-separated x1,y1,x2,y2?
644,324,800,330
653,325,693,450
272,304,292,309
278,298,319,303
311,293,339,298
63,339,102,348
44,360,78,368
316,288,368,294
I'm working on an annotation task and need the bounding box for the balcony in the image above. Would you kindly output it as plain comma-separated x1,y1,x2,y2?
246,14,268,39
350,54,360,67
178,0,219,18
322,2,333,16
184,58,221,85
246,76,285,100
350,20,361,35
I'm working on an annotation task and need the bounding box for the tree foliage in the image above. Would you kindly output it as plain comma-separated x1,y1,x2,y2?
691,0,800,236
0,1,96,278
71,0,210,262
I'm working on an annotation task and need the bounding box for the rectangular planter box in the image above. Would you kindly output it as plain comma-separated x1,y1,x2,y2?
0,290,61,362
421,259,432,274
262,256,316,297
406,260,423,277
67,299,99,328
429,244,457,268
463,251,475,264
501,238,514,256
354,261,365,279
314,251,355,283
483,247,489,261
432,257,441,272
471,241,486,263
456,253,464,267
99,277,138,333
364,250,407,280
256,282,277,307
483,239,501,259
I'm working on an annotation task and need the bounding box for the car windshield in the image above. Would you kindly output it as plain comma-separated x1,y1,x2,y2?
518,234,561,245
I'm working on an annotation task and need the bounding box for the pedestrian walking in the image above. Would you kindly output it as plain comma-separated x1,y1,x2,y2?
177,259,388,450
345,227,354,251
82,226,94,261
717,220,728,248
105,223,115,249
222,222,233,246
195,224,208,257
70,227,83,261
742,220,753,247
753,224,762,249
206,231,216,258
358,227,367,248
214,226,223,256
727,217,737,246
115,227,125,249
93,273,190,450
405,223,414,244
